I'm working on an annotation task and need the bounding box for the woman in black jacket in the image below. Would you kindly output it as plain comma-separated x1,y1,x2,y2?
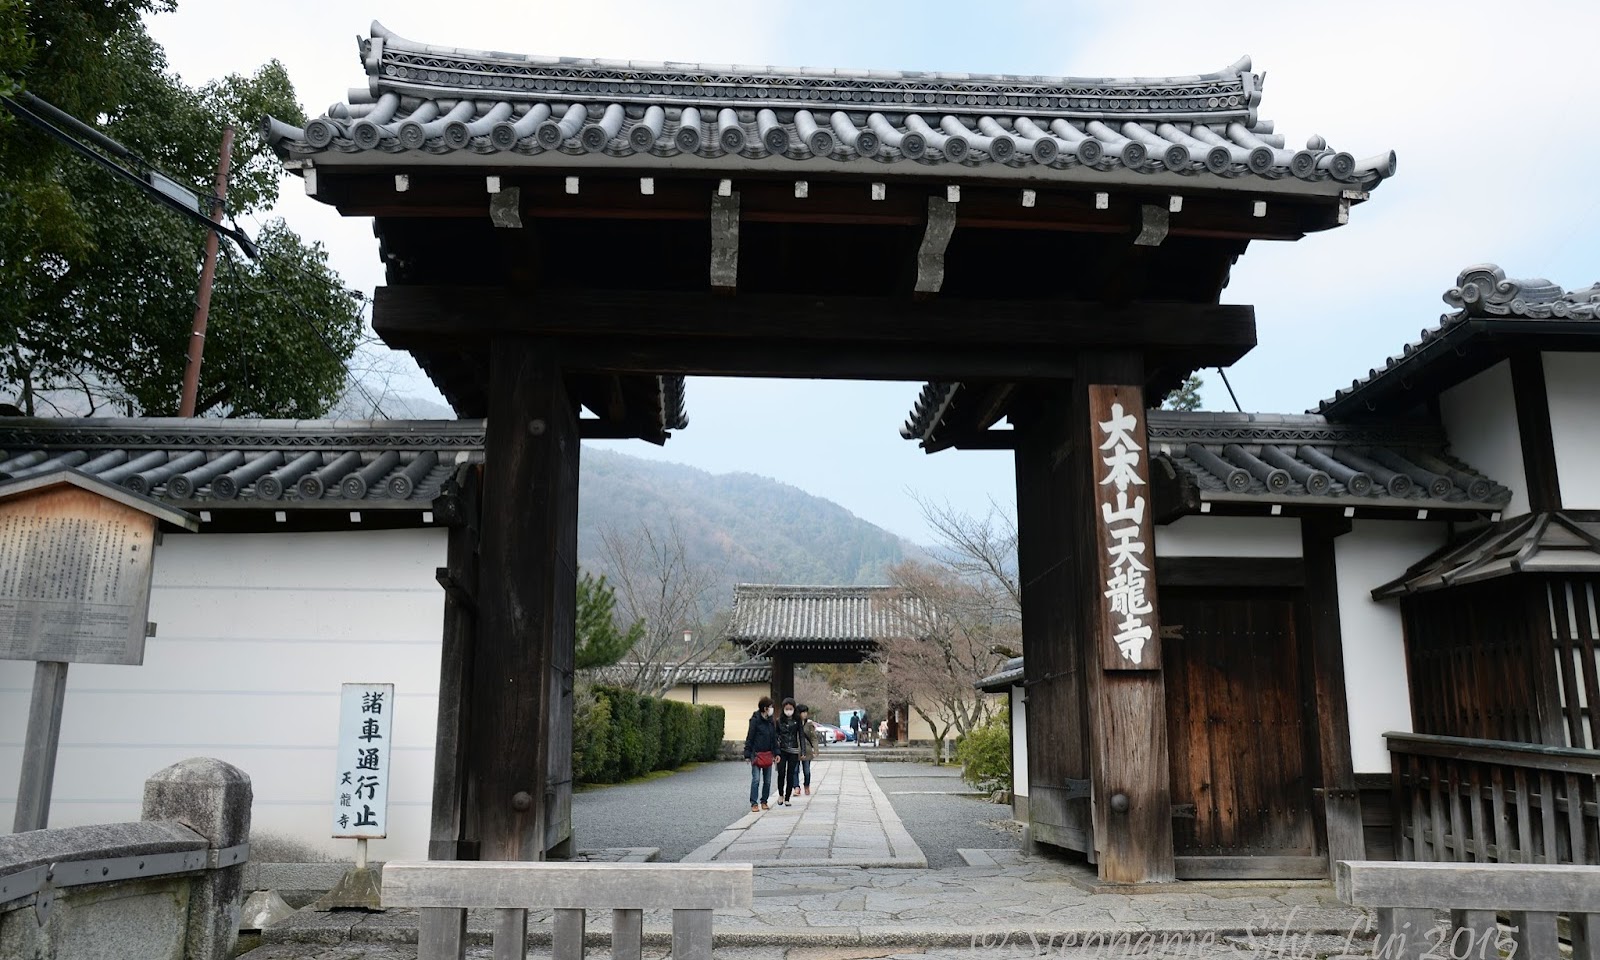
774,696,804,806
743,696,777,812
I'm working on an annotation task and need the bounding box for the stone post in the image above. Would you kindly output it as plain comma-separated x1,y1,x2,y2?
142,758,252,960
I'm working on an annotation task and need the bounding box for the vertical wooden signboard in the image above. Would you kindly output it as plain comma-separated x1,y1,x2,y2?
1088,385,1161,671
0,472,196,832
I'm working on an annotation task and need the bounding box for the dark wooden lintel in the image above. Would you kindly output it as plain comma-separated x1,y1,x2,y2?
1154,557,1306,588
377,286,1254,349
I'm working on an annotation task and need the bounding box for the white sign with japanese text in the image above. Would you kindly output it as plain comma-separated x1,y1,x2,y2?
331,682,393,839
1090,385,1160,670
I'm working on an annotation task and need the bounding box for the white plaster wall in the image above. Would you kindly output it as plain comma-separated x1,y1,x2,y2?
1439,359,1530,518
1336,520,1447,773
0,528,448,861
1543,352,1600,509
1010,685,1028,798
1154,515,1303,557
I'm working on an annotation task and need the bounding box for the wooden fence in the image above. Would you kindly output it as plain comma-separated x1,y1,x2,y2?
1388,732,1600,865
1337,860,1599,960
382,861,752,960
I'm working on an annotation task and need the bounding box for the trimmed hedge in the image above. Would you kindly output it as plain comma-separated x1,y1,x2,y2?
574,684,726,785
956,708,1012,794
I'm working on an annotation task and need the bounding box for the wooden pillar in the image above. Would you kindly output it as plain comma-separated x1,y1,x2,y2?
1301,516,1363,873
467,339,580,862
1013,364,1175,882
1076,353,1174,883
429,465,482,862
1013,382,1094,857
769,653,794,706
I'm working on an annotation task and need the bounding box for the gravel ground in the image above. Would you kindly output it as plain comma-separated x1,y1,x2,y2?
872,764,1020,869
570,760,753,861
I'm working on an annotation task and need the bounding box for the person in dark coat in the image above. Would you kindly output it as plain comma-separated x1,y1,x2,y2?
774,697,804,805
798,704,817,795
743,696,777,812
849,711,861,741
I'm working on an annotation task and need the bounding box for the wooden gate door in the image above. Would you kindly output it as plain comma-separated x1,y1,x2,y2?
1160,588,1322,879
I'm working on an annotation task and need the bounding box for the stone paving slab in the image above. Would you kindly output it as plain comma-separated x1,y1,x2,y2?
684,762,927,868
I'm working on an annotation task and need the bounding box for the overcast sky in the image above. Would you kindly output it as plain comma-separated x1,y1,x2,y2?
143,1,1600,543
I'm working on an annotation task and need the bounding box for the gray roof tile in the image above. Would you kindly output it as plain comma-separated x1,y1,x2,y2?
728,584,925,645
1146,411,1510,511
1316,264,1600,417
266,22,1394,192
1374,512,1600,598
0,418,482,510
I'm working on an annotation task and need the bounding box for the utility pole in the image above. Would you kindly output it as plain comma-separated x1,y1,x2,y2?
178,126,234,417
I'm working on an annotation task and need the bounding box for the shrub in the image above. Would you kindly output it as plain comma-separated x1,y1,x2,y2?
573,687,729,785
637,694,662,772
956,709,1012,795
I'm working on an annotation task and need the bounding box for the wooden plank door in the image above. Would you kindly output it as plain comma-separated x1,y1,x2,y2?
1161,588,1322,878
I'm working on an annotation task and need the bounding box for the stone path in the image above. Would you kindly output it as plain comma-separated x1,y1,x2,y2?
682,761,927,867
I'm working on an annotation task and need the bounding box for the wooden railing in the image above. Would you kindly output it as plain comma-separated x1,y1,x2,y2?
1387,732,1600,865
382,861,752,960
1337,860,1599,960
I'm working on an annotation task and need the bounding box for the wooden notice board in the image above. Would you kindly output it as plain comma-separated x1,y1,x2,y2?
0,472,197,666
1088,384,1161,670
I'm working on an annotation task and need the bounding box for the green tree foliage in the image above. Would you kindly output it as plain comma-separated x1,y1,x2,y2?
956,707,1012,794
0,0,30,105
1161,373,1204,412
575,571,643,671
0,0,362,416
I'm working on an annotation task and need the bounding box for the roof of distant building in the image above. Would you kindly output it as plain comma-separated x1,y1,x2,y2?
727,584,926,649
1316,264,1600,418
976,656,1024,693
266,21,1394,195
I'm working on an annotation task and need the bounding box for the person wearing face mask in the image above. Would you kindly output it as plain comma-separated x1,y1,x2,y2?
775,697,804,806
743,696,778,812
797,704,816,796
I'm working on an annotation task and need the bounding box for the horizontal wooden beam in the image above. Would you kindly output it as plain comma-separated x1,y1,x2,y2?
375,286,1255,355
1155,557,1306,588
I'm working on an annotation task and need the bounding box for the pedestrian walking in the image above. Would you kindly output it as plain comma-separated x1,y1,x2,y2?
743,695,777,812
848,710,861,742
775,697,804,805
798,703,817,795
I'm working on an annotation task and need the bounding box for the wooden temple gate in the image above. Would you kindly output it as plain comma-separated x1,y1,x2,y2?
269,22,1393,882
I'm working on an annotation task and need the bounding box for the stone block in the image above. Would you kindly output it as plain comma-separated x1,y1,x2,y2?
240,890,296,931
141,757,253,960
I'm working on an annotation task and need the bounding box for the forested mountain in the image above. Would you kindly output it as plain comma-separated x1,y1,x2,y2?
578,446,920,608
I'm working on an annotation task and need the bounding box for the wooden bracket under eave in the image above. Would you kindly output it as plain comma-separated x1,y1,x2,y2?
913,196,958,296
1134,204,1169,247
710,191,740,292
490,187,523,228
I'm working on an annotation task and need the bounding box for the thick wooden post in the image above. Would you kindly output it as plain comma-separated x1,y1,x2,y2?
769,654,794,706
13,660,69,832
1076,354,1174,883
1012,383,1095,856
1301,516,1364,873
430,466,481,862
468,340,580,861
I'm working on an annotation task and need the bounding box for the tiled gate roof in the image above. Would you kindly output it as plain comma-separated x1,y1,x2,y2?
267,22,1394,193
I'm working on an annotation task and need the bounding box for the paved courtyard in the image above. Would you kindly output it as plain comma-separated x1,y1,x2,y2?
249,758,1370,957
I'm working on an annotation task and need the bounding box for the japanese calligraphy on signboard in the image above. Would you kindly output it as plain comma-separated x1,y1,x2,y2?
0,475,193,666
1089,385,1161,671
332,683,393,838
